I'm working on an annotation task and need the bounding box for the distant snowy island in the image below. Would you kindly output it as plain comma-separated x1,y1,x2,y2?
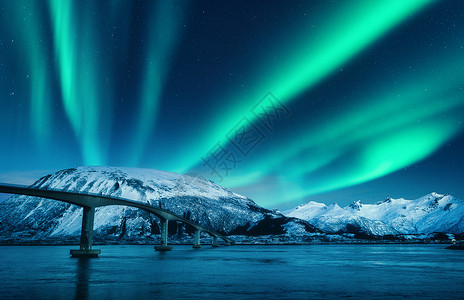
0,166,462,245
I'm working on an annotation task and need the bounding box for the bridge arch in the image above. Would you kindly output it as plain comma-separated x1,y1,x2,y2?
0,183,233,256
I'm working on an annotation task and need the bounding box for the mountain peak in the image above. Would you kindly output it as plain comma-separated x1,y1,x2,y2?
428,192,445,199
284,192,464,236
1,166,321,243
349,200,363,211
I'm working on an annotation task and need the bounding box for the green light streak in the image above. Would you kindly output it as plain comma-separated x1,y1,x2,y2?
281,85,464,179
221,70,464,193
30,65,49,145
10,2,51,147
283,118,461,204
49,0,80,134
129,1,188,166
206,49,464,206
49,0,108,165
169,0,436,174
79,15,105,166
269,0,436,102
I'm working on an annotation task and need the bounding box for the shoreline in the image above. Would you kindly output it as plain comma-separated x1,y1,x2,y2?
0,241,455,246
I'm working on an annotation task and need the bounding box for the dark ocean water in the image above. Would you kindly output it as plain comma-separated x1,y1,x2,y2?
0,244,463,299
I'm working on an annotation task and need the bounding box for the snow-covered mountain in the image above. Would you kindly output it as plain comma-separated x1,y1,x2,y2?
0,166,318,243
3,166,460,243
284,193,464,236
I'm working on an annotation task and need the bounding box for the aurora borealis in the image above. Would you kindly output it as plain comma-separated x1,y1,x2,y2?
0,1,463,208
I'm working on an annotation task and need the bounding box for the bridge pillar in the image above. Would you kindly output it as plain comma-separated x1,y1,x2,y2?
70,206,101,258
155,218,173,251
193,229,201,248
212,236,219,247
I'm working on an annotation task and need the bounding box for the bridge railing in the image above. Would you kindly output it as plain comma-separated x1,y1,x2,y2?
0,182,33,188
0,182,179,217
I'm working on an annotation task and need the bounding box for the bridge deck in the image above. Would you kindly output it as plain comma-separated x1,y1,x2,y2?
0,182,233,255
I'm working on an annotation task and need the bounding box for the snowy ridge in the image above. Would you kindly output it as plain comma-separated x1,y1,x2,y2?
284,193,464,235
0,166,317,243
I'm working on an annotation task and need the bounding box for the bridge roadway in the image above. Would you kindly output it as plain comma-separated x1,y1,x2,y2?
0,183,234,257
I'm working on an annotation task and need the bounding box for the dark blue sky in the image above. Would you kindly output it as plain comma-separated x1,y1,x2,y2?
0,0,463,209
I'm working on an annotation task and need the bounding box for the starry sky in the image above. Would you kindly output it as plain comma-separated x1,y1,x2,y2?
0,0,463,209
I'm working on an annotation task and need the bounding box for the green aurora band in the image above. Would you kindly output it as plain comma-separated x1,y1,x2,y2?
49,0,110,165
148,0,464,204
212,56,464,207
129,0,189,166
171,0,438,174
220,56,464,187
10,1,51,148
164,0,463,204
6,0,463,206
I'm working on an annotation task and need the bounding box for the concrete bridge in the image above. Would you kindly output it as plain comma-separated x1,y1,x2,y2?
0,183,234,257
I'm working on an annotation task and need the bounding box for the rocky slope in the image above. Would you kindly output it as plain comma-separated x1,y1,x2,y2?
0,166,318,243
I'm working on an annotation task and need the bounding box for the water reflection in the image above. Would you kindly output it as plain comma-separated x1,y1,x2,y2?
0,245,463,298
74,258,90,300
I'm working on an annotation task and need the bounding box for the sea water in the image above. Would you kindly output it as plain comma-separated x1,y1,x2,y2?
0,244,463,299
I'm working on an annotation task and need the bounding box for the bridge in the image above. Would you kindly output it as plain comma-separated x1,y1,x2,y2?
0,183,234,257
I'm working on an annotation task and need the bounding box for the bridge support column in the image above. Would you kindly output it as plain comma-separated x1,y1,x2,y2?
193,229,201,248
155,218,173,251
212,236,219,247
70,206,101,258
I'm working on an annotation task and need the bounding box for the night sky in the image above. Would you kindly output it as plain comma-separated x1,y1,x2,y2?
0,0,463,209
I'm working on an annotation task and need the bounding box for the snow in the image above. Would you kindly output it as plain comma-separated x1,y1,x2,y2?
2,166,462,243
284,193,464,235
0,166,299,243
34,166,247,201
